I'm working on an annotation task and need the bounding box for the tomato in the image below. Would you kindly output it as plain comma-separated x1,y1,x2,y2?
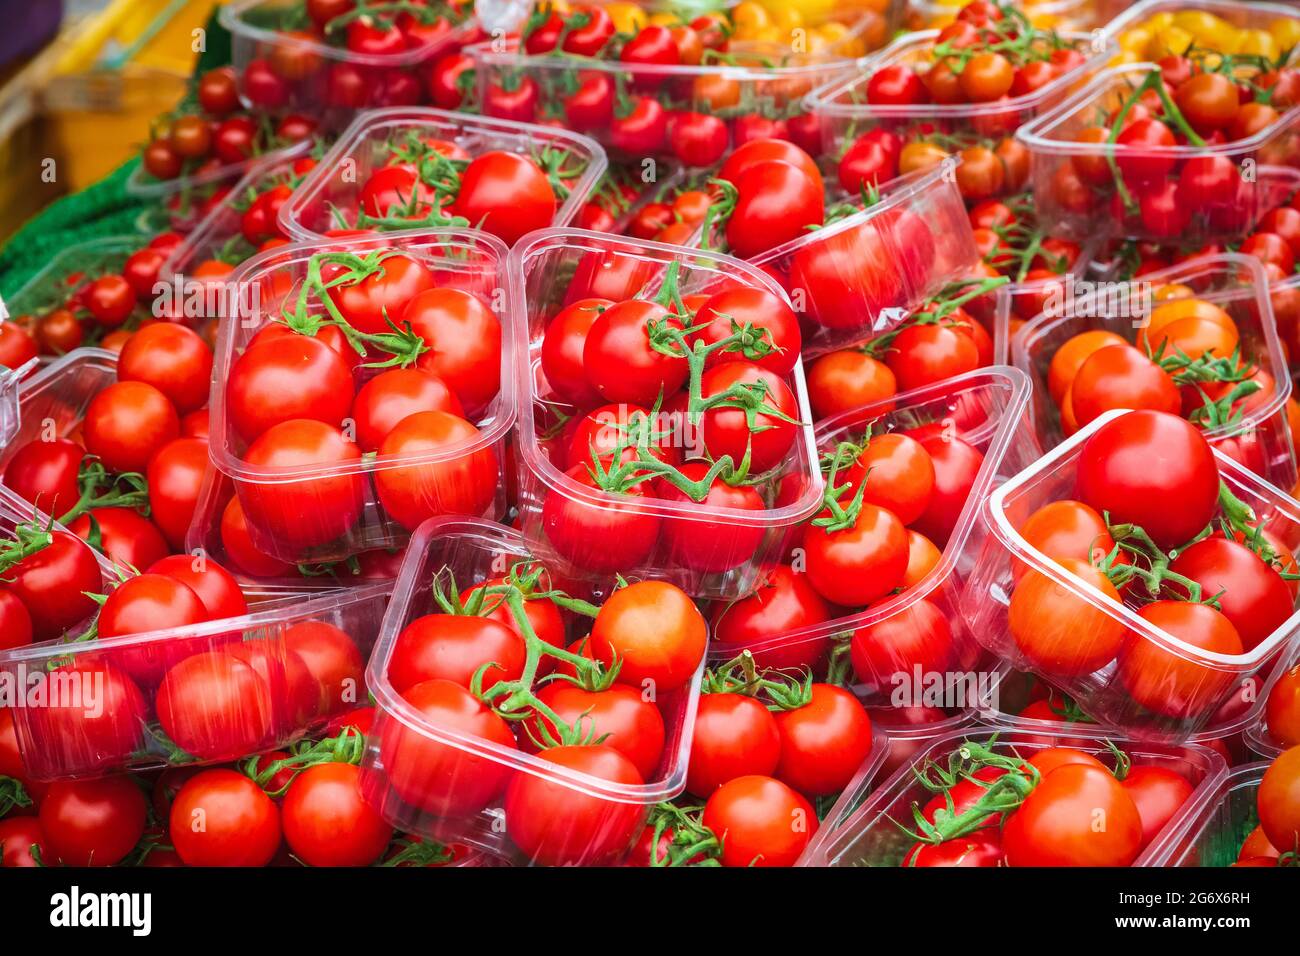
213,114,260,161
806,351,896,420
1075,410,1219,550
698,360,798,473
591,581,706,692
540,298,609,406
387,612,524,694
1016,500,1117,580
451,152,556,246
29,661,146,774
379,678,516,817
1009,558,1125,676
726,161,823,259
851,598,956,688
1121,765,1194,848
1115,119,1177,184
239,420,366,551
691,287,801,377
219,496,295,578
527,683,665,780
1257,745,1300,851
718,139,824,197
39,776,147,867
687,692,781,797
143,139,181,179
710,564,833,671
1175,73,1239,134
156,651,274,760
69,507,170,573
845,433,934,526
3,530,102,640
375,411,497,531
608,96,667,153
400,287,502,418
907,428,984,545
1069,345,1180,427
3,438,82,517
866,65,926,105
0,817,46,867
1047,330,1129,405
83,380,179,474
542,464,660,572
1119,600,1243,719
117,323,211,415
702,775,816,867
282,762,392,867
1003,764,1143,866
838,130,901,194
773,683,874,796
1266,665,1300,747
197,65,239,114
582,299,687,406
1169,537,1291,651
85,275,136,327
282,620,364,719
170,769,282,867
653,465,765,574
904,830,1003,867
803,503,908,607
145,437,209,550
669,111,728,167
322,253,434,337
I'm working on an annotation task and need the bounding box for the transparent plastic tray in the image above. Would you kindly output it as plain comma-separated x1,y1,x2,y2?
1016,61,1300,243
965,407,1300,742
703,367,1037,705
1008,254,1298,491
221,0,477,117
359,517,704,866
278,107,608,244
509,227,823,600
209,229,522,564
798,725,1228,866
1159,762,1271,867
749,164,980,356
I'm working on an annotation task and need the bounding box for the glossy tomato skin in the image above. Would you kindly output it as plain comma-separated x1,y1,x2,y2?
709,564,834,672
2,437,84,518
1003,763,1143,867
541,464,661,573
283,620,364,719
378,679,516,817
169,769,282,867
690,287,801,376
351,368,464,453
282,762,393,867
702,774,817,867
1257,745,1300,850
907,429,984,546
27,662,146,775
146,437,210,550
451,152,556,246
387,613,524,694
527,683,666,780
1121,765,1195,848
375,411,498,531
69,507,170,573
1075,411,1219,550
803,503,908,607
400,287,502,418
39,777,147,867
904,830,1003,867
850,599,956,689
653,464,766,574
590,581,707,692
582,299,687,407
239,420,366,553
156,651,274,761
773,684,874,797
0,817,47,867
227,335,354,442
147,554,247,620
5,531,103,641
1009,558,1125,676
1117,601,1243,719
686,692,781,797
504,744,645,866
1168,537,1292,652
83,381,180,474
698,361,798,473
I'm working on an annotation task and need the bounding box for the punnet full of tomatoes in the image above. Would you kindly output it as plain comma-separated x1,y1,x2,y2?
5,0,1300,874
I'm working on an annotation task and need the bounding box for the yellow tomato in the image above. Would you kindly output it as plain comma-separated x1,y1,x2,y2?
1146,26,1196,59
1270,17,1300,51
647,12,678,28
732,1,772,37
602,2,645,35
760,0,838,20
1171,10,1228,38
1145,11,1174,33
1237,28,1281,60
767,6,804,33
1117,26,1151,55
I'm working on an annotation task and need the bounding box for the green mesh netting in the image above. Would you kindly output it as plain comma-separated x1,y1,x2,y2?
0,9,232,299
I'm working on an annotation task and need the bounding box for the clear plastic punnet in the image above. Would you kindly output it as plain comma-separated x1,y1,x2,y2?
208,229,522,565
0,574,392,782
5,236,141,326
463,5,896,158
277,107,608,243
1102,0,1300,55
1016,62,1300,244
0,358,37,451
1244,647,1299,760
125,136,313,218
703,367,1037,706
797,725,1228,867
964,407,1300,742
805,28,1115,166
746,164,980,356
221,0,477,117
1157,762,1273,867
509,227,824,601
1008,254,1298,491
359,517,705,866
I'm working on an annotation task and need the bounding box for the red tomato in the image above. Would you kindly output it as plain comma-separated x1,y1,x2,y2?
702,774,817,866
39,776,147,867
1121,765,1195,848
83,380,180,474
526,683,666,780
687,692,781,797
169,769,282,866
590,581,706,692
282,762,393,867
156,651,274,760
1003,764,1143,866
709,564,834,671
773,683,874,796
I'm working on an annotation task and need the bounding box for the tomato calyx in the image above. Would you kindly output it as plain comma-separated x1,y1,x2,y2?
899,739,1040,844
0,774,32,817
241,727,368,798
1098,521,1220,606
0,518,55,576
56,458,150,526
701,651,814,713
1104,70,1205,214
377,835,457,867
1215,481,1300,580
282,251,430,368
641,802,723,867
322,0,439,35
811,436,874,534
